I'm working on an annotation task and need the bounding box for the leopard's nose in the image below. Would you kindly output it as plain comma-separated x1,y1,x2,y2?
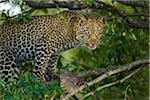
86,43,97,50
90,44,97,50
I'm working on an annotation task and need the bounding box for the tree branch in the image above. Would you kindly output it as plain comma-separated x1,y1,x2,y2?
77,68,107,78
126,18,148,28
126,13,149,17
82,66,143,99
25,0,125,12
25,0,58,9
62,59,149,100
25,0,149,29
77,58,149,78
116,0,149,8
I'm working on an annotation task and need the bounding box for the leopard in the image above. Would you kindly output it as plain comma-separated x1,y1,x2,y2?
0,11,105,83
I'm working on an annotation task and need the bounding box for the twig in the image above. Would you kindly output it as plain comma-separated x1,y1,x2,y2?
124,85,130,100
127,13,149,17
126,17,148,28
116,0,149,8
62,59,149,100
77,68,107,78
82,66,143,99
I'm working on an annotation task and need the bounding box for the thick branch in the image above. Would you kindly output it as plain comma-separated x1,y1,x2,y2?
25,0,90,9
25,0,58,9
25,0,126,12
63,59,149,100
116,0,149,8
25,0,149,28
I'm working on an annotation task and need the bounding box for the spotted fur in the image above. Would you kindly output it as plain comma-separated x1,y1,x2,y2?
0,12,105,83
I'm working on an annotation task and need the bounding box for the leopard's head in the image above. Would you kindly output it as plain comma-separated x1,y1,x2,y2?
70,15,105,50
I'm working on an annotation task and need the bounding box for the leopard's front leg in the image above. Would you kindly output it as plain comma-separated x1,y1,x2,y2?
44,54,59,81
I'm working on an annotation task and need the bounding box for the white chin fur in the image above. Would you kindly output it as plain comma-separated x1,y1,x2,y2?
88,45,97,50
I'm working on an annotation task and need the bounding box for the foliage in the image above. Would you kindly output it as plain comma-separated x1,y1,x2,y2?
0,73,64,100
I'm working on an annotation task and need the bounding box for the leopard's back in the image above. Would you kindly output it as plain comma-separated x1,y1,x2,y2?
0,15,71,61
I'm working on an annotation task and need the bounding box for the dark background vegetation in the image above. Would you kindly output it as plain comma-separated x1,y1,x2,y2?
0,0,149,100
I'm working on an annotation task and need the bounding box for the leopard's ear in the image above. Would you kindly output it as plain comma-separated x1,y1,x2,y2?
97,17,106,27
